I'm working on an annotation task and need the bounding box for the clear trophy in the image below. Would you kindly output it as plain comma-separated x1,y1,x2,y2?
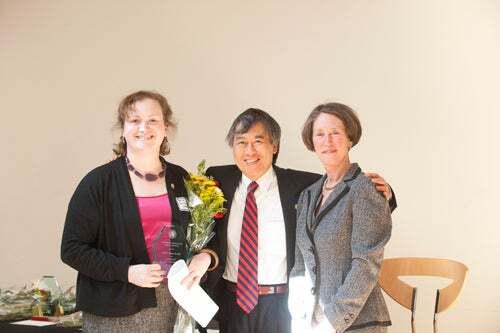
152,224,196,333
152,223,186,280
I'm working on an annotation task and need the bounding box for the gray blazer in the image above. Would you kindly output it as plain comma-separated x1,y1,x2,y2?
292,163,392,332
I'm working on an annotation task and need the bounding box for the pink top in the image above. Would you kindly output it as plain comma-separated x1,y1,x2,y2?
136,194,172,270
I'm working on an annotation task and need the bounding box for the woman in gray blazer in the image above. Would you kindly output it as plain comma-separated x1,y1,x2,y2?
291,103,392,333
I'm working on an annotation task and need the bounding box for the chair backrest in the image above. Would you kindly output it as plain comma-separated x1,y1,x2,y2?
379,257,468,332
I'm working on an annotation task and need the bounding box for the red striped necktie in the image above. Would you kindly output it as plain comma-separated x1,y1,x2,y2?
236,181,259,314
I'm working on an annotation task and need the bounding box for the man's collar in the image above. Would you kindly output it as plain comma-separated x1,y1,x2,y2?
241,166,275,192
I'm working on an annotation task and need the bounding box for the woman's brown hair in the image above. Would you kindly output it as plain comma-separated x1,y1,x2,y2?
113,90,176,156
302,102,362,151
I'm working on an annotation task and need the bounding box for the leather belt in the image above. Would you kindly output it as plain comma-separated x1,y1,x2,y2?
224,280,288,295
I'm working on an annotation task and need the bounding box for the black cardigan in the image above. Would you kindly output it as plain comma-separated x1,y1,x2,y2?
61,156,189,317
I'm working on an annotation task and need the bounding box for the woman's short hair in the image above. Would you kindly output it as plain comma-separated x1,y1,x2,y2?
226,108,281,163
113,90,176,157
301,102,362,151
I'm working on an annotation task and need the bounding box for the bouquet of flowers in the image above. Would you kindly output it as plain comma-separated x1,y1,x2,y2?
173,160,226,333
184,160,225,257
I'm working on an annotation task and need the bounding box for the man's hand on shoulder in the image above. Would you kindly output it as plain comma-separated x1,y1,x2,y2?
365,172,392,201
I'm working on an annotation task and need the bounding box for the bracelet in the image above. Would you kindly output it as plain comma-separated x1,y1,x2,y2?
199,248,219,271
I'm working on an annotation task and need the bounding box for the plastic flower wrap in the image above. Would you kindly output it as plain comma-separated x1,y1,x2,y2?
174,160,226,333
0,277,77,324
0,286,34,321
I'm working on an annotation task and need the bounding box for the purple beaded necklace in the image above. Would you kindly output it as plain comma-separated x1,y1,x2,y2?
126,156,166,181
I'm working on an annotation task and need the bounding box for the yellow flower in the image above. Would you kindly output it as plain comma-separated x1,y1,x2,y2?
190,175,206,182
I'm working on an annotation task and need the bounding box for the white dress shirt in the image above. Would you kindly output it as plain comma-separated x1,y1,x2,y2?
223,167,288,284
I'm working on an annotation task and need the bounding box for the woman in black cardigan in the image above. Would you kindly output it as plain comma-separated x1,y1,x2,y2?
61,91,215,332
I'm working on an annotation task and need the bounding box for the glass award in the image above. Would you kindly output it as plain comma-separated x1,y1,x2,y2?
152,223,186,280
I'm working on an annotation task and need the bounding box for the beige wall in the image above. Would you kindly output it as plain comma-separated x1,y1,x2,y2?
1,1,499,331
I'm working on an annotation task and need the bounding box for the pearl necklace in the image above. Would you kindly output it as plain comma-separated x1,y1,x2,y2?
126,157,166,181
323,178,340,191
323,164,350,191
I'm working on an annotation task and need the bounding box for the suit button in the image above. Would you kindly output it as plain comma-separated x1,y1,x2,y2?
312,266,317,274
311,287,316,295
309,246,314,253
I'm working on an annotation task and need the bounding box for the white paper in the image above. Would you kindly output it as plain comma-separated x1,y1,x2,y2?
11,320,57,326
167,259,219,328
187,190,203,207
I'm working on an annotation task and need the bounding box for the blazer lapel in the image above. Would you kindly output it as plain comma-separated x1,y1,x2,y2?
309,164,362,233
312,183,349,231
218,168,241,264
274,166,298,274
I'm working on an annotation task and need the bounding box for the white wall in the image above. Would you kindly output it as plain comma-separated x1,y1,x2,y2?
1,1,499,331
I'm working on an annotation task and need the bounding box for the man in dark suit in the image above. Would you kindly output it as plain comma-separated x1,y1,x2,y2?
203,108,395,333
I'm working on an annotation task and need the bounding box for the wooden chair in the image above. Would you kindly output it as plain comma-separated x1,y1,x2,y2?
378,257,468,333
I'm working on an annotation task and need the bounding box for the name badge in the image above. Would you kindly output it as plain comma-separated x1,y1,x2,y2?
176,197,189,211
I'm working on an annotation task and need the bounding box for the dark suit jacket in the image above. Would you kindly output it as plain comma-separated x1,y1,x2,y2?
203,165,320,311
